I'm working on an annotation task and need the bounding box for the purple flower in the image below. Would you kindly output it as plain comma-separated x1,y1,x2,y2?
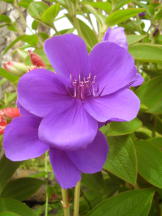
4,107,108,188
3,33,141,188
17,34,140,149
103,27,144,87
103,27,128,49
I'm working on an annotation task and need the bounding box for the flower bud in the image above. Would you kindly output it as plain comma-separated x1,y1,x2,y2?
138,12,146,18
3,107,20,118
3,61,14,71
3,61,29,75
153,28,159,37
28,50,46,67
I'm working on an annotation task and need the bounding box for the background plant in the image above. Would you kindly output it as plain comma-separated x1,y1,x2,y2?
0,0,162,215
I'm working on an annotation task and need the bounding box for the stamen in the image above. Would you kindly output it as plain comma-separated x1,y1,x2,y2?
71,73,98,99
73,80,77,98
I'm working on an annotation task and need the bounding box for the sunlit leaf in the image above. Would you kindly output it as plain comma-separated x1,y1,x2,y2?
106,8,145,26
3,35,38,54
0,15,11,23
28,2,48,19
41,4,60,26
18,0,33,8
127,35,147,45
82,2,111,13
112,0,132,10
0,68,18,83
129,43,162,63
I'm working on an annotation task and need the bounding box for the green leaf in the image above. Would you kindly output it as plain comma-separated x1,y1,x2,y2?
112,0,132,10
71,18,98,49
3,35,38,54
0,156,20,194
101,118,142,136
0,15,11,24
127,35,147,45
0,212,20,216
5,92,17,104
104,136,137,184
7,22,17,32
82,4,105,25
154,8,162,20
1,0,13,3
143,138,162,150
135,139,162,188
0,24,7,28
137,137,162,151
0,198,36,216
41,4,60,26
18,0,33,8
28,2,48,19
31,20,39,30
1,177,43,201
129,43,162,63
56,28,74,35
135,127,152,139
82,173,106,205
137,76,162,114
0,68,18,83
87,189,154,216
106,8,145,26
83,2,111,13
16,35,38,46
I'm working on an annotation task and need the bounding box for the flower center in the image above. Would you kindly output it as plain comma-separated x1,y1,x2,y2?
70,74,98,100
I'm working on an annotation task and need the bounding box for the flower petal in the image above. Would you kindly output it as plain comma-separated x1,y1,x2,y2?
89,42,136,95
3,115,49,161
18,68,72,117
84,89,140,122
131,72,144,87
103,27,128,49
44,34,89,78
39,100,98,150
103,29,143,88
66,131,108,173
50,148,81,189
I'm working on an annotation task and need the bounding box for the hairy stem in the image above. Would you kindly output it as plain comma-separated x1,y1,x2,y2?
61,188,70,216
73,181,81,216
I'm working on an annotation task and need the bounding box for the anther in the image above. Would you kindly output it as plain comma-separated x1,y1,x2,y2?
71,73,98,99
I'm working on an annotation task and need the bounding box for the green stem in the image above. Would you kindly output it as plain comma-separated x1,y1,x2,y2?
45,152,49,216
152,116,157,138
61,188,70,216
73,181,81,216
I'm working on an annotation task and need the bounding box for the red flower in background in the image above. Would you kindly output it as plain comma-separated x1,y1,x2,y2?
0,117,7,135
0,108,20,135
